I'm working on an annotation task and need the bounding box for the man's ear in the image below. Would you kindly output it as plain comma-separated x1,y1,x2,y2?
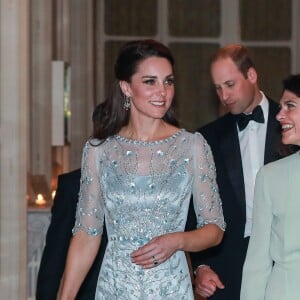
247,67,257,84
119,80,131,97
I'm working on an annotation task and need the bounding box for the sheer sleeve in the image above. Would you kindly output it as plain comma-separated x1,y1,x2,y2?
72,139,104,236
192,133,225,230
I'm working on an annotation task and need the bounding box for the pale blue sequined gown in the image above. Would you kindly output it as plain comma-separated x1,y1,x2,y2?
73,129,225,300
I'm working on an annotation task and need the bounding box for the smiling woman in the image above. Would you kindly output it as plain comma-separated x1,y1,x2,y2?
240,74,300,300
59,39,225,300
276,75,300,146
119,56,176,140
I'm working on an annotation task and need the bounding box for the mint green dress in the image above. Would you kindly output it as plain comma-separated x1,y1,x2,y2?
241,152,300,300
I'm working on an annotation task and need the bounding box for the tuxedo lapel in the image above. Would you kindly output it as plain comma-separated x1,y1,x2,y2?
264,100,281,164
218,100,280,221
219,115,246,211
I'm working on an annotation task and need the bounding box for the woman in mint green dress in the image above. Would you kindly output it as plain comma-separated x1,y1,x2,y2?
241,74,300,300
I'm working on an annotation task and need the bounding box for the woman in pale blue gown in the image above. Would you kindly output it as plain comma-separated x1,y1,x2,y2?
241,74,300,299
60,39,225,300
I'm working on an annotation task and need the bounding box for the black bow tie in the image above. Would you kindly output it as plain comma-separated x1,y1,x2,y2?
236,105,265,131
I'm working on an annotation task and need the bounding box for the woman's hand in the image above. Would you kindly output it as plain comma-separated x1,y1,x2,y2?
130,232,182,269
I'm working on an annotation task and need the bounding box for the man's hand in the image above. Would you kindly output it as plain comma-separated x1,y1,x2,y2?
194,265,224,298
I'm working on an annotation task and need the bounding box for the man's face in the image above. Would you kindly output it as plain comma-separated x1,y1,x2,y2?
211,57,258,115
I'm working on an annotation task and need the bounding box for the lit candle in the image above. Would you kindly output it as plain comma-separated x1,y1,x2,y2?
35,193,46,205
52,190,56,200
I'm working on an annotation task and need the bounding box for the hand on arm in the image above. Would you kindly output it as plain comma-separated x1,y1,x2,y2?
131,232,179,268
131,224,223,269
194,265,224,298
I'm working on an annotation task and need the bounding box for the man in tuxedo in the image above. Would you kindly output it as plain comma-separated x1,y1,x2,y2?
191,44,282,299
36,104,106,300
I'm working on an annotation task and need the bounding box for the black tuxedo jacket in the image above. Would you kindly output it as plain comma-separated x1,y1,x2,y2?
36,169,107,300
188,99,281,300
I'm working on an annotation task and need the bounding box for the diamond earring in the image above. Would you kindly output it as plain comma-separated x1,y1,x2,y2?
123,95,131,110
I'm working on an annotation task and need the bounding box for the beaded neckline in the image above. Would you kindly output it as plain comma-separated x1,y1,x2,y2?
113,128,185,146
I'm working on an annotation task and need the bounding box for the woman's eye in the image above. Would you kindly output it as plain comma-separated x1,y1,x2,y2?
143,79,155,85
286,101,296,109
165,78,174,86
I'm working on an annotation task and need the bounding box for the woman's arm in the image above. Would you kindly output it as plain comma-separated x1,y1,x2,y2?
240,168,273,300
60,140,104,298
60,232,101,299
131,225,223,269
182,133,224,251
36,171,80,298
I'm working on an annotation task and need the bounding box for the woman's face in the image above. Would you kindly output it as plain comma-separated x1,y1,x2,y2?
120,56,174,120
277,89,300,146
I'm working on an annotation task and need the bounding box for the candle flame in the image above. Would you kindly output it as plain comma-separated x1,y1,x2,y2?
36,193,46,205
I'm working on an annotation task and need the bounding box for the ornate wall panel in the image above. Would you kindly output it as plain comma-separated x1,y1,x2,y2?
169,0,220,37
249,46,291,100
170,43,219,130
240,0,291,40
105,0,157,36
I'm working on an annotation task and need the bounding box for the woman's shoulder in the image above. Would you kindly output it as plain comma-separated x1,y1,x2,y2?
181,129,204,138
85,137,109,146
82,138,110,154
182,130,208,145
261,151,300,175
180,130,212,155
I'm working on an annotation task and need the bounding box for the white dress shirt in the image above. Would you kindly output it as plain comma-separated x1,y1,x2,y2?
238,92,269,237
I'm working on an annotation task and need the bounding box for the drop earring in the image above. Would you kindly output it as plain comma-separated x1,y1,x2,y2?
123,95,131,110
